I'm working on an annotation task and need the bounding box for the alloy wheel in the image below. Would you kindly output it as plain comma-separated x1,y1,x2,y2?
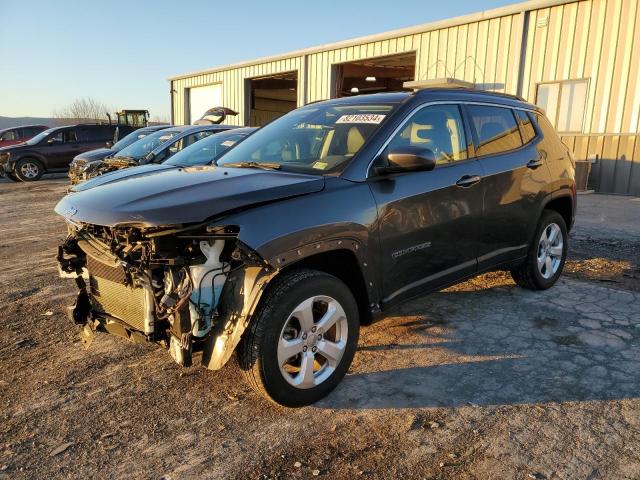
277,295,349,389
19,162,40,179
537,222,563,279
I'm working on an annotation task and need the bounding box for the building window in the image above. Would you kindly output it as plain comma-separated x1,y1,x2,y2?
536,79,589,133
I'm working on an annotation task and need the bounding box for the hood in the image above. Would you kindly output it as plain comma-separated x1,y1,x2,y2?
0,141,26,148
55,166,325,227
73,148,114,162
0,142,30,153
71,163,176,192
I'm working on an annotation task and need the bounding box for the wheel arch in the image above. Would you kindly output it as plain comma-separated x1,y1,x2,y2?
201,242,376,371
13,154,47,172
542,192,575,232
278,248,374,325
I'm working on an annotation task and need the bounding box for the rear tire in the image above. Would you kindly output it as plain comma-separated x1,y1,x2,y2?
14,158,44,182
510,210,568,290
237,269,360,407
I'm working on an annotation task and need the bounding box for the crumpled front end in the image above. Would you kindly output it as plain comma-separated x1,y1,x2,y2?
97,157,138,176
68,159,88,185
69,158,137,186
57,221,275,369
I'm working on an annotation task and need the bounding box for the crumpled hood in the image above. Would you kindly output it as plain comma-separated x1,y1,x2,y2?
73,148,114,163
55,165,325,227
71,163,177,192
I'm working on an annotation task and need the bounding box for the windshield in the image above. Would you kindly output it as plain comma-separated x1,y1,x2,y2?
113,129,179,159
26,128,57,145
216,103,396,174
111,128,158,152
164,131,249,167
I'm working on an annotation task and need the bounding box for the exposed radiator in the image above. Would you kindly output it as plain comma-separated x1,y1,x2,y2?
86,256,149,332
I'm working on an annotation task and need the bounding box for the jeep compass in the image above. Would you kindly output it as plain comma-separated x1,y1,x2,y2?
55,88,576,407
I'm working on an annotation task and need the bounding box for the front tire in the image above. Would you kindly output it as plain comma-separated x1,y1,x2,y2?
14,158,44,181
510,210,568,290
237,269,360,407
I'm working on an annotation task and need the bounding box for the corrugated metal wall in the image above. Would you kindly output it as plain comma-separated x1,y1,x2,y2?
521,0,640,134
171,0,640,193
561,133,640,194
172,57,304,126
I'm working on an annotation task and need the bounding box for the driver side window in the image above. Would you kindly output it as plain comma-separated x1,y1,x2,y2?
50,129,78,144
387,105,467,165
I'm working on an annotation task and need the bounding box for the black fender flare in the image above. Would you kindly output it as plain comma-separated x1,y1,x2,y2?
530,188,576,243
260,236,378,310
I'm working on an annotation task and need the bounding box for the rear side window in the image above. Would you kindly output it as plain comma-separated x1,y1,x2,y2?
1,129,18,141
81,125,115,142
531,113,560,143
514,110,536,144
467,105,523,156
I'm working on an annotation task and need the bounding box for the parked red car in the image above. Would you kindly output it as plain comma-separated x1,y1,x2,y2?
0,125,48,147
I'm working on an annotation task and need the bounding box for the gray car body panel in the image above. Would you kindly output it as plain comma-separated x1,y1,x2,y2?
71,163,177,192
55,166,325,227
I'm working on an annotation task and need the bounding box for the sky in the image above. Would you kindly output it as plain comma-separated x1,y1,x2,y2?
0,0,514,120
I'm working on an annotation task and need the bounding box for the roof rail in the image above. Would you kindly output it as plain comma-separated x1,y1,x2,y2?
403,78,476,90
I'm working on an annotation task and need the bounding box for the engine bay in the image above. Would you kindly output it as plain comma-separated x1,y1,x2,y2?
57,222,272,368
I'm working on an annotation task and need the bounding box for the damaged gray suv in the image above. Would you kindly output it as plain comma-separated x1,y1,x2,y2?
55,88,576,406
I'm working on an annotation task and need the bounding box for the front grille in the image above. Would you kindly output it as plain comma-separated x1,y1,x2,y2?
87,256,148,332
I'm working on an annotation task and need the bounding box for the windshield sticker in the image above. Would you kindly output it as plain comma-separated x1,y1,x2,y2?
221,140,236,147
336,114,386,124
312,161,329,170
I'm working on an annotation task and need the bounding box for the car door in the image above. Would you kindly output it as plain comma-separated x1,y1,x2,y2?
368,103,484,306
465,105,552,270
46,128,82,169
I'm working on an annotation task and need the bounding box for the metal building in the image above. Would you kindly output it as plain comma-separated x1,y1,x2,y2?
169,0,640,194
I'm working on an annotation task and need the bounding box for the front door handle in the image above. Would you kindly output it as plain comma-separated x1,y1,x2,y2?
527,159,544,169
456,174,481,187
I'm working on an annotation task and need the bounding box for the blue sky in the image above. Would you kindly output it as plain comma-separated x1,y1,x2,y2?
0,0,513,120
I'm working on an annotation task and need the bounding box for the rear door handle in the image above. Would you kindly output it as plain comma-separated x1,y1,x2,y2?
456,174,482,187
527,159,544,169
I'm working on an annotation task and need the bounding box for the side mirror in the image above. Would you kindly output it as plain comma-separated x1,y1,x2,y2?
47,138,55,145
105,141,113,148
375,146,437,176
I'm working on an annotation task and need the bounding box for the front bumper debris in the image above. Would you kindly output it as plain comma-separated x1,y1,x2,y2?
57,223,275,371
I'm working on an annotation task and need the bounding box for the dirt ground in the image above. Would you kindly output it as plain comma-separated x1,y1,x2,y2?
1,177,639,480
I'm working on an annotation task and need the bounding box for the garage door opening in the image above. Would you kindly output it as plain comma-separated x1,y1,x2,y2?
332,53,416,98
188,84,223,124
247,72,298,126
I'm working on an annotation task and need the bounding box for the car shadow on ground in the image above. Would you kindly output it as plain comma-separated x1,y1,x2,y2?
317,280,639,410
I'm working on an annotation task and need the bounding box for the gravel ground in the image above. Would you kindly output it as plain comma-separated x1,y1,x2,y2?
1,178,639,480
